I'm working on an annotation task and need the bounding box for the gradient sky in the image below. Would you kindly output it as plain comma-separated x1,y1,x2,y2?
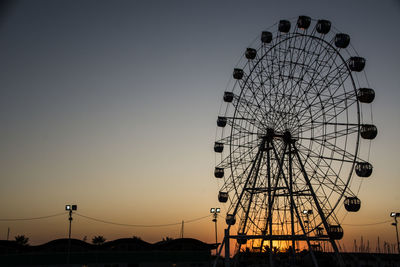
0,0,399,250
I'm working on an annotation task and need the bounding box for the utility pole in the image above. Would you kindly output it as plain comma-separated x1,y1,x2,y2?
390,212,400,254
213,214,218,248
6,227,10,241
210,208,220,253
65,204,77,263
225,228,230,267
377,236,381,253
180,220,184,239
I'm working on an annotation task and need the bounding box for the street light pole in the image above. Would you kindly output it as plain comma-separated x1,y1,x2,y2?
66,204,77,263
390,212,400,254
303,209,313,237
214,213,218,246
68,209,73,239
210,208,220,253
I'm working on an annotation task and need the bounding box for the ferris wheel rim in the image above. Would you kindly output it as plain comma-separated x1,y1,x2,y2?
214,16,375,239
227,32,361,219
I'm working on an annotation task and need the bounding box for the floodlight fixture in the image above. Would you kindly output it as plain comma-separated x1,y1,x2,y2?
390,211,400,254
65,204,78,242
209,207,220,251
66,204,77,211
303,209,313,215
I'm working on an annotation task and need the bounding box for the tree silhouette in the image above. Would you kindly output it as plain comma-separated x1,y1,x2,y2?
92,235,106,245
162,237,174,242
14,235,29,246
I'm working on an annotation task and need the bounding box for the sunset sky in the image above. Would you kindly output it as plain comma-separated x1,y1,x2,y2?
0,0,399,251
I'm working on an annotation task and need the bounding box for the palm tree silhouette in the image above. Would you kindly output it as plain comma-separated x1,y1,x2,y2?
92,235,106,245
15,235,29,246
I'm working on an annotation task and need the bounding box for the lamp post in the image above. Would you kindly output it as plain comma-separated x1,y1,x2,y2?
210,208,220,253
302,209,313,236
390,212,400,254
65,205,77,239
65,204,77,263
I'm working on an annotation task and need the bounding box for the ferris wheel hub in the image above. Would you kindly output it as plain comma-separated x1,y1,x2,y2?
260,128,298,143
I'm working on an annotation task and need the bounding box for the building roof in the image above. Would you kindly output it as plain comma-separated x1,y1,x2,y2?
0,237,216,254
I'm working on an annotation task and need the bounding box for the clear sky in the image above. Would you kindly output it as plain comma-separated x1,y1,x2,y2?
0,0,399,250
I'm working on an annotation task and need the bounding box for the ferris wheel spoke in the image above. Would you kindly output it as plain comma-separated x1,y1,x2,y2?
297,61,350,120
283,37,333,116
290,40,342,116
293,146,345,229
279,33,317,108
278,41,327,130
297,94,357,130
233,94,269,128
217,140,258,169
312,138,358,164
270,36,295,117
297,123,358,142
234,92,259,120
295,143,349,196
252,61,279,120
240,70,276,124
228,118,257,135
297,69,347,119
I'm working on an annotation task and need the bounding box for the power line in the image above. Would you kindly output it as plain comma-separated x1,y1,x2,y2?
0,212,393,228
0,212,67,221
342,220,392,227
75,213,211,228
0,211,211,227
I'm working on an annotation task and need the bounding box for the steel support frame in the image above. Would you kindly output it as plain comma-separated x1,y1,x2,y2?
215,132,345,267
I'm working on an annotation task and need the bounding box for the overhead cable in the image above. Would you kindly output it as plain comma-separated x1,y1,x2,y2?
342,219,392,227
75,213,211,228
0,212,67,221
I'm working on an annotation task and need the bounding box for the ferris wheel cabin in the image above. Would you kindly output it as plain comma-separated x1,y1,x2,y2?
316,20,331,34
261,31,273,43
214,167,224,178
245,48,257,60
344,196,361,212
278,20,291,33
218,191,229,203
226,214,236,225
355,162,373,177
357,88,375,103
223,91,234,103
214,142,224,153
335,33,350,48
349,57,366,72
217,116,227,127
237,233,247,244
360,124,378,139
327,225,344,240
297,16,311,29
233,68,244,80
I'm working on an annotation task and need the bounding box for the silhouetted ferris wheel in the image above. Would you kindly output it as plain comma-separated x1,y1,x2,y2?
213,16,376,266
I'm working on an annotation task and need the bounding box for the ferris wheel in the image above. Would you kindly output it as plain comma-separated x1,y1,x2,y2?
213,16,376,265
